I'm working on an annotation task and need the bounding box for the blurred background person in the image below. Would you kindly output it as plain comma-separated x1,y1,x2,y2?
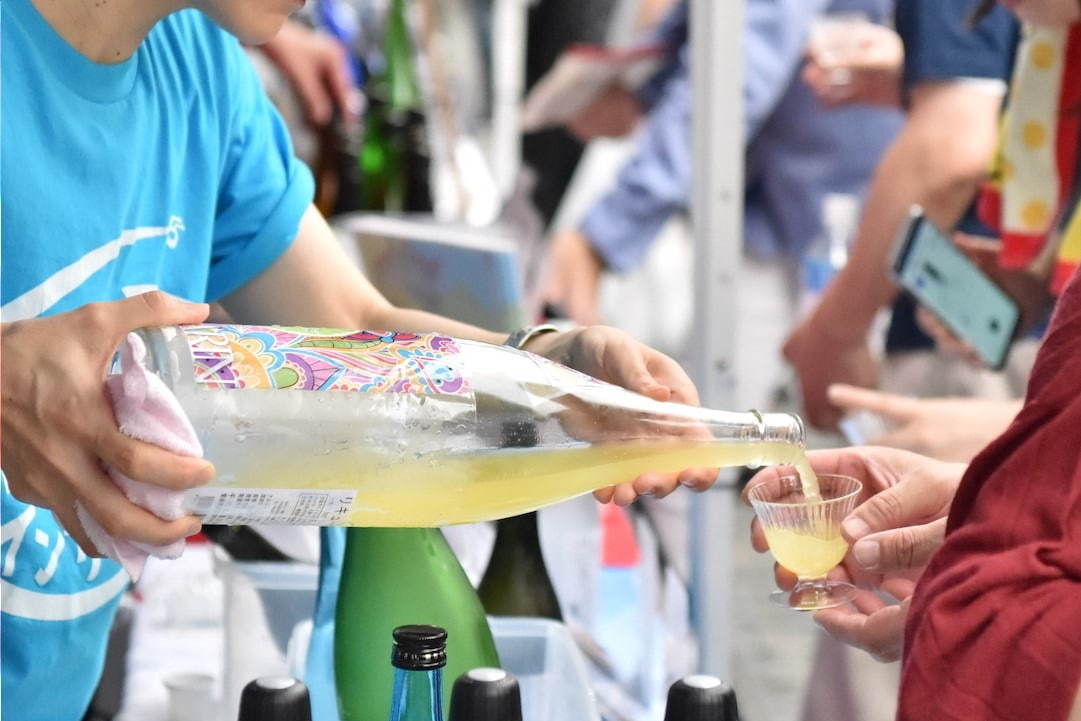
784,0,1024,432
544,0,904,415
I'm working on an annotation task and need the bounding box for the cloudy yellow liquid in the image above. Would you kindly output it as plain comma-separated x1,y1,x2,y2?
792,459,821,501
763,526,848,579
234,439,816,527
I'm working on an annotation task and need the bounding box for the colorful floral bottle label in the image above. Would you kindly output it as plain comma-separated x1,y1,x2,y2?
181,324,471,397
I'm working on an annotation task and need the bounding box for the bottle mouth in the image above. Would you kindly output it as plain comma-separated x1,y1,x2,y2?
749,410,806,447
790,413,806,446
392,625,448,670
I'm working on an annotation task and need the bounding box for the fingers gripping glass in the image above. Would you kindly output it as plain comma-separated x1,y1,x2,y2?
748,474,862,611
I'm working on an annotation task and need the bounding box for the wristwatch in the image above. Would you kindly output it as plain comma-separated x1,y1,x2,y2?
504,324,560,350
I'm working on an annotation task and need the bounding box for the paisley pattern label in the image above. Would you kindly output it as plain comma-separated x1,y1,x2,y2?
181,324,470,396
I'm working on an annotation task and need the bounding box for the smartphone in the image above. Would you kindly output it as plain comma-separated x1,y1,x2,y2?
892,212,1020,370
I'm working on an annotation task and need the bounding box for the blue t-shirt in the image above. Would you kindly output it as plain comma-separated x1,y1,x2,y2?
895,0,1019,96
0,2,314,719
886,0,1019,353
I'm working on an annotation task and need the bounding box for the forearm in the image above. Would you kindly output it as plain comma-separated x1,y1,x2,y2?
363,306,503,345
221,206,504,344
582,77,691,272
812,83,1003,342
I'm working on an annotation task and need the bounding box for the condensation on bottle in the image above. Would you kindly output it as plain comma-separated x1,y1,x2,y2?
132,324,806,528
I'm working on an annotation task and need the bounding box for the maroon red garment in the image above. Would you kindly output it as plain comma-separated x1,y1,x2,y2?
899,272,1081,720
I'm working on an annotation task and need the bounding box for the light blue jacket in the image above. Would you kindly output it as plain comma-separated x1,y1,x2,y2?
580,0,905,271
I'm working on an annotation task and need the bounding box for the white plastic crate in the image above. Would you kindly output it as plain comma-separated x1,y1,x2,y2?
489,617,601,721
216,554,600,721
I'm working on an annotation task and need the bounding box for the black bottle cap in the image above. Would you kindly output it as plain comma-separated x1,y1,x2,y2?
663,676,739,721
237,676,312,721
500,419,539,448
392,625,448,670
449,668,522,721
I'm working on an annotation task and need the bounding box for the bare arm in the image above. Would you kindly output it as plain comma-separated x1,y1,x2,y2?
814,81,1003,341
220,206,505,343
784,81,1004,428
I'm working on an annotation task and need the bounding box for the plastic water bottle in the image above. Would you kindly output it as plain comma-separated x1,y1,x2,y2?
799,193,861,317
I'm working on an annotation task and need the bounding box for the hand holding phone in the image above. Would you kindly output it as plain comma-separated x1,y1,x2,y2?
892,212,1021,370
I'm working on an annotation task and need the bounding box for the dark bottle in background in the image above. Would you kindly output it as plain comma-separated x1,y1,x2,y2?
663,676,740,721
477,511,562,621
358,0,432,213
237,676,312,721
478,420,563,621
448,668,523,721
202,525,289,562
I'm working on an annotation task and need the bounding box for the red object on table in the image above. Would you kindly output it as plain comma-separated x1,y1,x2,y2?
600,504,640,568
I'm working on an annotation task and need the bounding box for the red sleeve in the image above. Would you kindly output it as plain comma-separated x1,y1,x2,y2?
898,274,1081,720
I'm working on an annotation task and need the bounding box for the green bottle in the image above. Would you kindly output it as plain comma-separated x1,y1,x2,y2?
359,0,428,212
334,528,500,721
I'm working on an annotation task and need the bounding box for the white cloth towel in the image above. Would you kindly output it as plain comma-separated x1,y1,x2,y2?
76,333,203,580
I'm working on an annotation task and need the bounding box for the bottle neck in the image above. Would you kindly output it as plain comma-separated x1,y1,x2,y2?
694,409,805,447
389,667,445,721
492,512,542,552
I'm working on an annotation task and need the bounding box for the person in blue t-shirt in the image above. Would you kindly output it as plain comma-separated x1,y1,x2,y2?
0,2,714,719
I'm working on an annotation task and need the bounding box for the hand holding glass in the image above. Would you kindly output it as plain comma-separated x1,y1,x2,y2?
748,474,862,610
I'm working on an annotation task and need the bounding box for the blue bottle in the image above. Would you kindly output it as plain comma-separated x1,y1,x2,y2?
389,626,448,721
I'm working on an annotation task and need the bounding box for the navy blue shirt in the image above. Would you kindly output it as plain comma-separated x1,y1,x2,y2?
895,0,1019,93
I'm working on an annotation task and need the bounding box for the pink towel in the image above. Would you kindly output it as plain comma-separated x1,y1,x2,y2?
76,333,204,580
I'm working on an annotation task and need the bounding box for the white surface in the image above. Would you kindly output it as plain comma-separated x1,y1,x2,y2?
164,672,215,721
490,617,601,721
215,550,319,718
467,668,508,682
116,545,224,721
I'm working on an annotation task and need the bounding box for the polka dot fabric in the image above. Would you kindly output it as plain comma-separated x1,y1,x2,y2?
978,22,1081,291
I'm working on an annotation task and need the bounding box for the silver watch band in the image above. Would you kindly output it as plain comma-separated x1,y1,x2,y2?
504,324,560,350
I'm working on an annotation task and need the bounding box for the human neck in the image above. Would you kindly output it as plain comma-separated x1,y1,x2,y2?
31,0,186,63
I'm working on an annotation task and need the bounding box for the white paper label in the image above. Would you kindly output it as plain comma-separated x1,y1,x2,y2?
187,488,356,525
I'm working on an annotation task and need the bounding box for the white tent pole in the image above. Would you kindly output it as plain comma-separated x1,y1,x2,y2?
689,0,745,680
490,0,530,200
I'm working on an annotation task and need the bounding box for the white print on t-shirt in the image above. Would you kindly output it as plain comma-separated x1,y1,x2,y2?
1,216,185,322
0,501,125,621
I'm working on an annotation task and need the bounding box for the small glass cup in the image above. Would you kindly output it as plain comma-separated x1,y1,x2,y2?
748,473,862,611
808,11,874,87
